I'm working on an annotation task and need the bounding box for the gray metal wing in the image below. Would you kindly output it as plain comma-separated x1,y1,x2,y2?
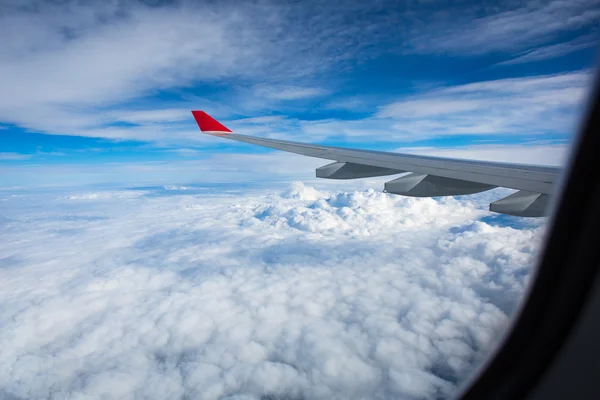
192,111,562,217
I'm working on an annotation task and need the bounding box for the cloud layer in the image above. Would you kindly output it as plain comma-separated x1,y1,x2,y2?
376,71,591,141
0,182,547,399
0,0,595,145
408,0,600,56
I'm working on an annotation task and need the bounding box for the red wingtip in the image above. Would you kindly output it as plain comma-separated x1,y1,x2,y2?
191,110,232,134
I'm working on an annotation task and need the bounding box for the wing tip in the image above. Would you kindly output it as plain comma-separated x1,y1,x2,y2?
191,110,232,134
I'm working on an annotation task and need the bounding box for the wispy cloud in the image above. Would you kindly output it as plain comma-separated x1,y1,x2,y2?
253,85,327,100
499,34,599,65
0,0,596,153
111,109,192,124
219,70,591,144
0,140,572,189
408,0,600,54
233,116,287,124
394,143,570,166
0,152,32,161
162,148,204,157
378,100,482,118
0,1,391,139
2,68,586,148
0,1,304,136
376,71,592,140
0,152,324,187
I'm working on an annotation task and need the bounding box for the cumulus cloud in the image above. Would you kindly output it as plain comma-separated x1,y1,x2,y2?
0,182,547,399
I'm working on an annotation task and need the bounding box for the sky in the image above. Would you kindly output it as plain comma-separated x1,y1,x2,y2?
0,1,599,399
0,0,598,187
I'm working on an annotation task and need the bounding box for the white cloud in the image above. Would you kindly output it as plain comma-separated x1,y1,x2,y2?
163,148,204,157
394,143,570,167
498,34,599,65
408,1,600,54
378,100,482,118
0,141,571,190
112,109,192,124
323,97,370,112
376,71,592,141
0,152,31,161
254,85,327,101
219,71,591,143
439,71,590,95
0,0,594,145
0,1,333,137
0,152,325,188
0,0,391,140
0,3,249,123
233,116,287,124
0,182,548,399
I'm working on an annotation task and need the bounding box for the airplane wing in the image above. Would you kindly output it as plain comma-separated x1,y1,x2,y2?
192,110,562,217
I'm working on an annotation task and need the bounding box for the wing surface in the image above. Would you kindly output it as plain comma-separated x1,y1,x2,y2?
192,110,562,217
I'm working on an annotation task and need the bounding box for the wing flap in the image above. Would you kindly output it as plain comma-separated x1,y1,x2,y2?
490,191,550,217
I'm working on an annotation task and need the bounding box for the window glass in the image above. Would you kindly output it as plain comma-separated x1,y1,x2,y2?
0,1,597,399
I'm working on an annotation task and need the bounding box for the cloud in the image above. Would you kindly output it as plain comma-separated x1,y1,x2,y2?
214,70,588,144
253,85,327,101
163,148,205,157
111,109,192,124
220,70,592,143
323,97,369,112
0,150,65,162
393,143,570,167
0,152,326,188
0,0,595,145
0,140,572,190
233,116,287,124
408,1,600,55
378,100,482,118
0,3,248,106
498,34,599,65
0,0,388,139
376,71,592,140
0,1,312,136
0,152,32,161
0,182,547,399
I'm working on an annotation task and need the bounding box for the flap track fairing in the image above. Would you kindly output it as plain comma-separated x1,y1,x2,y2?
384,173,496,197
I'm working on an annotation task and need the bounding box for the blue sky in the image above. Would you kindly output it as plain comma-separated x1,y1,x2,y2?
0,0,598,186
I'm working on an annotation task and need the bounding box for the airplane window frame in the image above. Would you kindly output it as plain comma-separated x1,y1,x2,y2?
459,64,600,399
